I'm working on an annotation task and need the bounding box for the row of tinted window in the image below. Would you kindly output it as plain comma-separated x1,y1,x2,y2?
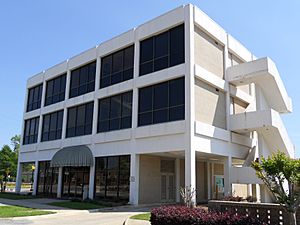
27,24,185,112
138,77,185,126
24,77,184,144
98,92,132,132
140,24,185,76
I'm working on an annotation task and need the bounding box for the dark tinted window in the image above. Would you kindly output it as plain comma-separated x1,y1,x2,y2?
23,117,39,144
69,61,96,98
139,24,185,76
100,45,134,89
27,84,43,112
138,77,185,126
95,155,130,201
66,102,94,138
97,91,132,132
41,110,63,142
45,74,66,106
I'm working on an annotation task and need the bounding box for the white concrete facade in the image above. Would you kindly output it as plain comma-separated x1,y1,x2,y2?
16,4,294,205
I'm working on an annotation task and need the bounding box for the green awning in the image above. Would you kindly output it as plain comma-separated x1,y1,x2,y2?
50,145,93,167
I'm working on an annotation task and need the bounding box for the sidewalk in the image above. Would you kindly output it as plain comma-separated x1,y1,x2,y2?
0,197,70,211
0,198,154,225
125,218,151,225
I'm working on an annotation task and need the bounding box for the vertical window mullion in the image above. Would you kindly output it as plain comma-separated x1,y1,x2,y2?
152,38,155,73
117,156,121,199
168,30,170,67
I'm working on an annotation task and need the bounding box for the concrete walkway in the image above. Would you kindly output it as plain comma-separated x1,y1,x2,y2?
0,198,153,225
126,218,151,225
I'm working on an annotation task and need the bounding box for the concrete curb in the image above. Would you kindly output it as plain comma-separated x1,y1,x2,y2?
123,217,151,225
123,217,129,225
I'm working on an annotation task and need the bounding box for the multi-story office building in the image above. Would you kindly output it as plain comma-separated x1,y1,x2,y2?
16,4,294,205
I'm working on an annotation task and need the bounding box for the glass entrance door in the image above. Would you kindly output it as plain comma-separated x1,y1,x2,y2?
161,173,175,202
62,167,90,198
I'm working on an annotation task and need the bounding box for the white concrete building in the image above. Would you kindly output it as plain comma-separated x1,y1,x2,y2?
16,4,294,205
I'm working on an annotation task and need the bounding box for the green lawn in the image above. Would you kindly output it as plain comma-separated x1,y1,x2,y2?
130,213,151,221
0,192,35,200
0,206,55,218
47,201,107,210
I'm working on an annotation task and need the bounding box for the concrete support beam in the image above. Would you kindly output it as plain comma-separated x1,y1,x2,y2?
32,161,39,196
15,162,22,193
224,156,232,196
57,167,63,198
207,162,211,199
88,158,96,199
247,184,252,197
129,153,140,205
175,158,181,202
185,149,196,205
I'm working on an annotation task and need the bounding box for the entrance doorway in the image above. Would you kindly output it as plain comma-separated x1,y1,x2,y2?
62,167,89,198
160,159,175,202
161,173,175,202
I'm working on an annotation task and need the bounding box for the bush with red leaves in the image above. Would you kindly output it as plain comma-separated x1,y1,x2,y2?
150,206,266,225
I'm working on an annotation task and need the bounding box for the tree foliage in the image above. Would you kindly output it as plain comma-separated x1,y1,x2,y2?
251,151,300,225
0,135,20,192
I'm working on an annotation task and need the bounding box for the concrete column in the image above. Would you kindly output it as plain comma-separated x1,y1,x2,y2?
175,158,181,202
88,158,96,199
224,156,232,196
185,149,196,205
32,161,39,196
207,162,211,199
129,153,140,205
247,184,252,197
92,100,99,135
62,69,71,139
256,184,261,202
15,162,22,193
57,167,63,198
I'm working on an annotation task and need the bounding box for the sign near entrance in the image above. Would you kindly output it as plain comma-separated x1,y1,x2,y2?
130,176,135,182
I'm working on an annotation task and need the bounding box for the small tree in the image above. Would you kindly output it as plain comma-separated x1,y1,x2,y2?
0,145,15,192
251,152,300,225
180,186,196,208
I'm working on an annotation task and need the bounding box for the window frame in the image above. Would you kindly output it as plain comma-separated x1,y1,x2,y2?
27,84,43,112
41,110,64,142
97,91,133,133
139,24,185,76
138,77,185,126
100,45,134,89
66,102,94,138
69,61,96,98
23,116,40,145
44,74,67,106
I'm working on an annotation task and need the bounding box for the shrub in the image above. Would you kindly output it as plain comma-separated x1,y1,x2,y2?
222,195,244,202
246,195,257,202
150,206,266,225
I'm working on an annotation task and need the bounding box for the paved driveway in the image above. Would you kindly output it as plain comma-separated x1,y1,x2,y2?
0,198,152,225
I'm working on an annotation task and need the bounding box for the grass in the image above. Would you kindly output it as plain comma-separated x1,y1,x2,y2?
47,201,107,210
6,183,31,188
130,213,151,221
0,205,55,218
0,192,35,200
